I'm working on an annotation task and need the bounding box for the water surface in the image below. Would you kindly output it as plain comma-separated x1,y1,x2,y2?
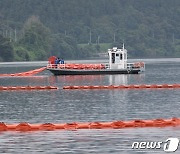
0,59,180,153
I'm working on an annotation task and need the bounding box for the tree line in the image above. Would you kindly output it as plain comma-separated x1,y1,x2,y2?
0,0,180,61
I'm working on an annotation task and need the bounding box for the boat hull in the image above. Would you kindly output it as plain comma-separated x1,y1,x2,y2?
47,68,141,75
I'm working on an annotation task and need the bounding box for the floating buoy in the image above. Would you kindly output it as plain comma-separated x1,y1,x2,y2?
0,86,58,91
0,67,46,77
63,84,180,90
0,118,179,132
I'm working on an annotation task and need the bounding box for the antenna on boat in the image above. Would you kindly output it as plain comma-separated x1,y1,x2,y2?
122,43,125,50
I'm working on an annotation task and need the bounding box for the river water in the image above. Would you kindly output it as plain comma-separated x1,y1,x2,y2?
0,59,180,153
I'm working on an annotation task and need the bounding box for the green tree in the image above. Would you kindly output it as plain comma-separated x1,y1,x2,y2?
51,34,78,59
18,15,51,60
0,0,180,59
0,35,14,61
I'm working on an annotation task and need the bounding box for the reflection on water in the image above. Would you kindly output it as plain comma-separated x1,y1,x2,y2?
48,74,145,86
48,75,105,86
109,75,128,85
0,59,180,153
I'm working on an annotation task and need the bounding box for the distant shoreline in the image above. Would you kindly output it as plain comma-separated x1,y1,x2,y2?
0,58,180,67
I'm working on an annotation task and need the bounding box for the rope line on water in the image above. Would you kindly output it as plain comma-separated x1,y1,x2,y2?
0,118,180,132
63,84,180,90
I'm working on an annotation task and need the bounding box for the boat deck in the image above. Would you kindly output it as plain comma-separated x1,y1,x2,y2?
47,68,141,75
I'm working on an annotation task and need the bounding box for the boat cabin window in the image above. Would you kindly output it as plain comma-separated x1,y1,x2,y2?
120,54,123,60
112,53,115,63
116,53,119,57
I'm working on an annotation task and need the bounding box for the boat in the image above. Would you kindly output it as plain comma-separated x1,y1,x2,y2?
47,44,145,75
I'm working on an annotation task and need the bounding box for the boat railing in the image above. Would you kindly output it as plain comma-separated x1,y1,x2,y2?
127,62,145,71
47,63,145,71
47,63,107,70
47,64,67,69
105,63,110,69
127,63,134,70
47,64,58,69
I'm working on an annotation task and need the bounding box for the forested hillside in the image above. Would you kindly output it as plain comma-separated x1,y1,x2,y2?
0,0,180,61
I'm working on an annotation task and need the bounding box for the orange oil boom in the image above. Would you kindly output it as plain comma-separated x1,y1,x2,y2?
0,118,180,132
0,67,46,77
0,86,58,91
63,84,180,90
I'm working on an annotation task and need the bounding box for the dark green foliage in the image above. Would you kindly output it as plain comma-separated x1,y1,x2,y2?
14,46,30,61
0,35,14,61
17,16,51,60
0,0,179,61
51,34,78,59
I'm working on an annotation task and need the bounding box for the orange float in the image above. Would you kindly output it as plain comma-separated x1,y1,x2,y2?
63,84,180,90
0,86,58,91
0,118,179,132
